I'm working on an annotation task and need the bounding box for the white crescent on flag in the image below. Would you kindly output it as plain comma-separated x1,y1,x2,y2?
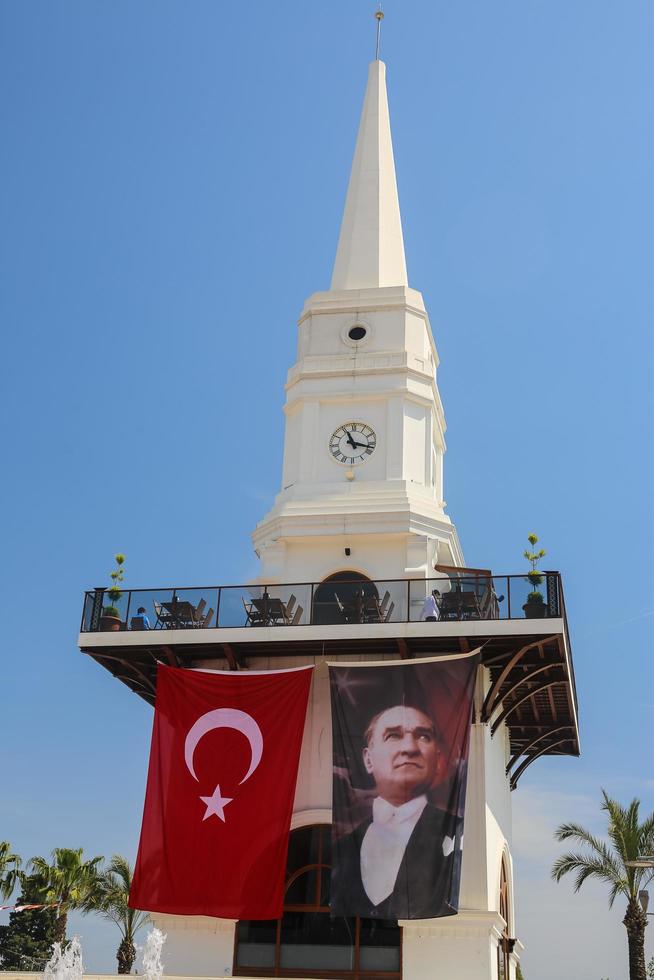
184,707,264,785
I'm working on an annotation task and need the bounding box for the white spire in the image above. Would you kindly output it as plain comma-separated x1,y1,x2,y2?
331,60,408,291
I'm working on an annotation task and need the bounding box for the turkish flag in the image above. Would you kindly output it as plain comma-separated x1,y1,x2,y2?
129,664,313,919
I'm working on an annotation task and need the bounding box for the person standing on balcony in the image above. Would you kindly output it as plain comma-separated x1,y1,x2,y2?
420,590,440,622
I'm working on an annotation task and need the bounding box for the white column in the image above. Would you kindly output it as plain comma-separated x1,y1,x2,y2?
401,912,505,980
299,400,320,483
150,914,236,978
425,409,434,489
386,395,404,479
459,723,490,910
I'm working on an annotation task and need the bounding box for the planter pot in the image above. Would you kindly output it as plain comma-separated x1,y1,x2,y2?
522,599,547,619
99,614,122,632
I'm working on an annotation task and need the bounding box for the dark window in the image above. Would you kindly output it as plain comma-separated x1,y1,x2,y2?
497,859,510,980
312,572,378,626
234,825,401,980
348,325,367,341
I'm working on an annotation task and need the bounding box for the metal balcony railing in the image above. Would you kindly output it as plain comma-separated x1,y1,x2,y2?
80,571,564,633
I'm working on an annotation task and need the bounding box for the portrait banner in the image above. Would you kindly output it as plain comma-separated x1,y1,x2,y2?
329,651,480,920
129,664,313,920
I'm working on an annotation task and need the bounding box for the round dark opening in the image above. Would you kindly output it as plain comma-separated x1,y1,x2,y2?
312,571,378,625
348,325,367,342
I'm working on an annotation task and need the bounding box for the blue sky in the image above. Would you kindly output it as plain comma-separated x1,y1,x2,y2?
1,2,652,978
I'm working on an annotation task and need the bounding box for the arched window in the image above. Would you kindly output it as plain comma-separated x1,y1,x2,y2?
234,824,401,980
312,572,378,625
497,858,511,980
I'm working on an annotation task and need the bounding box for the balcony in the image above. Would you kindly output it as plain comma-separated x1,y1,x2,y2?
81,571,565,633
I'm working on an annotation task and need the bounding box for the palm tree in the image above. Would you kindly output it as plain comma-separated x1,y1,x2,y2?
96,855,149,974
0,841,21,900
552,790,654,980
27,847,104,945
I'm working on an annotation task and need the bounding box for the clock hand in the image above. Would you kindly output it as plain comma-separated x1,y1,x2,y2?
345,432,357,449
351,440,371,449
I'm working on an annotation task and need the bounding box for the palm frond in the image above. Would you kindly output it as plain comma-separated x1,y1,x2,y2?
637,813,654,855
26,848,104,914
573,860,627,899
608,878,626,909
554,823,609,856
553,791,654,913
0,842,22,901
94,855,149,942
602,792,640,860
552,851,624,892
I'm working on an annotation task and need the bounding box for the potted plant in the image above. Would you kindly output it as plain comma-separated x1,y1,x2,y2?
100,553,126,631
522,533,547,619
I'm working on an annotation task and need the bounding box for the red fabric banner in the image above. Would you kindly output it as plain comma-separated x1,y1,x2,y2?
129,664,313,920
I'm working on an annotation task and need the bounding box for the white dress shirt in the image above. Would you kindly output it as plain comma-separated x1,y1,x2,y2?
420,594,439,620
360,794,428,906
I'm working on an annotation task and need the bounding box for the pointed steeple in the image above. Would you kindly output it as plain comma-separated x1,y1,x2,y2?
331,60,408,291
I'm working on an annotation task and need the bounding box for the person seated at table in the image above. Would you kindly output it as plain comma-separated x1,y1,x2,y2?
420,590,440,622
132,606,151,630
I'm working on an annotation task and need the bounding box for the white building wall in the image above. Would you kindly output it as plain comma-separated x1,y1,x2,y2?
149,916,236,978
484,721,514,923
401,913,505,980
255,530,465,598
459,724,489,911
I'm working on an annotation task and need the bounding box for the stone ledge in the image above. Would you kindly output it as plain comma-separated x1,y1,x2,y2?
0,975,262,980
400,909,506,940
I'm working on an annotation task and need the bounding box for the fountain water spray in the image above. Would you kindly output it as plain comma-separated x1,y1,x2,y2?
141,927,167,980
43,936,83,980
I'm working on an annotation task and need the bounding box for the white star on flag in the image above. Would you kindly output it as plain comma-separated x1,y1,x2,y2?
200,784,233,822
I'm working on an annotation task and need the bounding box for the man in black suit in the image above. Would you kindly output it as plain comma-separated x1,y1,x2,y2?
331,704,461,919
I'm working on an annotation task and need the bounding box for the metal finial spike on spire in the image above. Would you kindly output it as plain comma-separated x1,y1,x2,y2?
375,3,384,61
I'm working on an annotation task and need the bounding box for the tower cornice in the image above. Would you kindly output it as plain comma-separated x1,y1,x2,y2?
297,286,440,371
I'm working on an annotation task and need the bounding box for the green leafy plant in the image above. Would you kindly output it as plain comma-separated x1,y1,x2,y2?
524,533,546,602
103,553,125,618
0,872,57,969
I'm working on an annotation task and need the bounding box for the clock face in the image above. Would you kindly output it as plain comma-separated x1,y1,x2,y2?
329,422,377,465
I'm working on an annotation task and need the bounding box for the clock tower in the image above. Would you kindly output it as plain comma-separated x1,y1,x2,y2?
80,32,580,980
253,60,463,586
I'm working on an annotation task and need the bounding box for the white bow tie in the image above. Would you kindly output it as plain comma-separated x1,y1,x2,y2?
372,794,427,827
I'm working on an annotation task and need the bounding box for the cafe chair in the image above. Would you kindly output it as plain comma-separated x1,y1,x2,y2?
242,596,262,626
290,605,303,626
200,606,214,628
153,600,175,629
